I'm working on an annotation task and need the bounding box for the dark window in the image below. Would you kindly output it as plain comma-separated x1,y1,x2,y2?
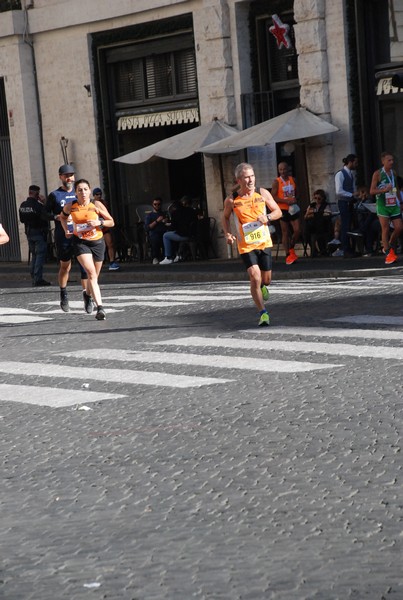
371,0,390,66
115,60,144,103
113,47,197,105
145,54,172,99
175,48,197,94
0,0,21,12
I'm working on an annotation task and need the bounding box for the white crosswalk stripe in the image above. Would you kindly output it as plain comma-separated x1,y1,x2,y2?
155,335,403,360
328,315,403,325
60,348,341,373
249,325,403,341
0,383,125,407
0,361,231,389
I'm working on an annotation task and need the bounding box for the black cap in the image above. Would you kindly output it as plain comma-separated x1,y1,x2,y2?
58,164,75,175
29,185,40,192
93,187,102,195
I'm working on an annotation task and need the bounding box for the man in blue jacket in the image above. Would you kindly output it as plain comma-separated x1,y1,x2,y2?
46,164,90,312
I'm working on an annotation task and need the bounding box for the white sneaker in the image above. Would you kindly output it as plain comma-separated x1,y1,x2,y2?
332,248,344,257
159,257,173,265
328,238,341,246
152,258,159,265
173,255,181,263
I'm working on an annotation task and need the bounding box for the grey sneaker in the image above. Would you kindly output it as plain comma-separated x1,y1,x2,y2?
95,307,106,320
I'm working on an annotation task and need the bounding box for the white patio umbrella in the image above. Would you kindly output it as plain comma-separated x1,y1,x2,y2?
114,119,239,164
199,107,339,154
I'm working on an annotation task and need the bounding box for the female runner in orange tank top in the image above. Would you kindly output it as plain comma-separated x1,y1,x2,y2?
60,179,114,320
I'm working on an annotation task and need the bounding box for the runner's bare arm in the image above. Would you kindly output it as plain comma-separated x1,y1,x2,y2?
259,187,282,222
222,197,236,244
94,200,115,228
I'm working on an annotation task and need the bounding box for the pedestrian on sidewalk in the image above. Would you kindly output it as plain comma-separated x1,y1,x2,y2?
271,162,301,265
19,184,51,287
370,151,403,265
335,154,360,258
60,179,114,320
222,162,282,327
45,164,90,312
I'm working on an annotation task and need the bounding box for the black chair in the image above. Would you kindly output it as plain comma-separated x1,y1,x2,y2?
178,217,217,261
270,221,282,260
114,225,140,262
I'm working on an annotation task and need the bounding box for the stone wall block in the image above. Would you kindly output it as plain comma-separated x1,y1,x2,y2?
294,0,325,21
299,79,329,110
201,0,230,39
196,37,232,70
294,19,326,54
298,51,329,86
300,82,330,114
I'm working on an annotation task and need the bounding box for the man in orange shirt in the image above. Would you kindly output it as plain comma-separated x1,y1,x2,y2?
271,162,301,264
222,162,282,327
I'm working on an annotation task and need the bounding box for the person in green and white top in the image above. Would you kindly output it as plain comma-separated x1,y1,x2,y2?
370,151,403,265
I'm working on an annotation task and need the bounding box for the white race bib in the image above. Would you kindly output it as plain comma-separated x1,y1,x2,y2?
242,221,269,245
385,192,397,207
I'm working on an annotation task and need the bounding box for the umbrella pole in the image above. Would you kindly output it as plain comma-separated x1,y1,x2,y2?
219,154,226,199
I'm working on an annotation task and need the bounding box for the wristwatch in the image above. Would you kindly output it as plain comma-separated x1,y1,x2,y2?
99,217,105,228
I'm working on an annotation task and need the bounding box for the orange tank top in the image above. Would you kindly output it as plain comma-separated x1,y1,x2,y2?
232,192,272,254
70,200,103,241
276,176,296,211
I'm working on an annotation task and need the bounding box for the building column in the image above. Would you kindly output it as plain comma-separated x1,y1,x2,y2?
294,0,350,201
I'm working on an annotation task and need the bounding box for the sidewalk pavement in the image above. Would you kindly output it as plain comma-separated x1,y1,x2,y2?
1,253,403,288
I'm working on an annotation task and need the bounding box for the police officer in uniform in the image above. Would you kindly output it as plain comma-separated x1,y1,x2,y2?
19,184,51,287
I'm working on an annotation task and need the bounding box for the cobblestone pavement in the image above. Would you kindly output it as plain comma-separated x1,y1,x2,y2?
0,276,402,599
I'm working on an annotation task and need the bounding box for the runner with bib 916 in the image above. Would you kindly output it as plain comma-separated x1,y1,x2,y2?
222,162,282,327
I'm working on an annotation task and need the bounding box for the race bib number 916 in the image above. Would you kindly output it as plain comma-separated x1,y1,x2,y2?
242,221,269,245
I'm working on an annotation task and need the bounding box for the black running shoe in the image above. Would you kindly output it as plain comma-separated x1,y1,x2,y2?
95,307,106,320
60,294,69,313
83,291,94,315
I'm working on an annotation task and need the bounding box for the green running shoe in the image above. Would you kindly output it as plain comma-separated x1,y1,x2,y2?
258,312,270,327
261,285,269,302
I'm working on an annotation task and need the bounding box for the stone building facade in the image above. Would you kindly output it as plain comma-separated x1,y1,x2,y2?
0,0,401,261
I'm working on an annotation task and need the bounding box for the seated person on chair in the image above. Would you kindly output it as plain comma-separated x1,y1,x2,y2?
145,197,169,264
160,196,197,264
304,189,332,256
